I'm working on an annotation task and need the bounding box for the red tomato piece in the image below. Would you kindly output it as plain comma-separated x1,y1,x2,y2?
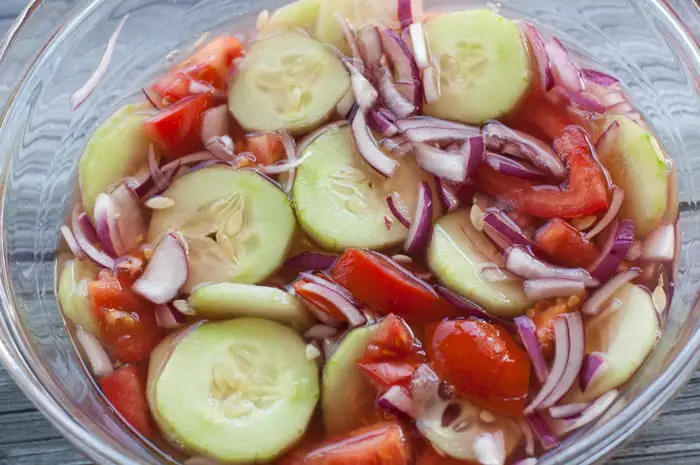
506,93,578,142
144,93,214,157
475,126,610,219
535,218,599,268
246,133,285,166
357,314,426,390
280,422,412,465
527,297,579,358
330,249,460,325
427,318,531,417
417,447,479,465
88,270,164,364
292,275,349,323
99,365,153,438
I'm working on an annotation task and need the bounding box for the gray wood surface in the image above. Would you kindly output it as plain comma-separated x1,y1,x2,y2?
0,1,699,464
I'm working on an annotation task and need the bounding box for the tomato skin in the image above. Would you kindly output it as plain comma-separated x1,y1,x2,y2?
358,314,426,390
293,275,349,323
88,270,164,364
475,126,609,219
99,365,153,438
246,133,285,166
144,93,214,157
280,422,412,465
528,297,579,358
417,447,479,465
330,249,460,325
535,218,599,268
427,319,531,417
506,93,579,142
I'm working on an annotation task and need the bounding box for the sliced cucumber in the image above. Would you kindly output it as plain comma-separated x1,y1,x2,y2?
79,104,154,215
260,0,321,35
315,0,398,52
322,325,382,436
150,318,319,463
427,210,529,317
566,284,659,403
148,167,296,292
229,31,350,135
600,115,669,238
187,283,315,331
58,259,100,335
292,125,437,251
423,10,531,124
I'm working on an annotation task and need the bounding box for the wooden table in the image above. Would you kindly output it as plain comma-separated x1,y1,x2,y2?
1,1,700,464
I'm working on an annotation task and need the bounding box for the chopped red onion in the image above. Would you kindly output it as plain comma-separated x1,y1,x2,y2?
525,412,559,451
148,144,171,190
588,219,635,282
387,191,411,228
550,390,618,435
506,247,599,287
408,23,430,70
585,187,624,240
278,131,298,192
93,193,122,258
642,223,675,262
380,136,414,156
110,183,146,254
379,29,422,110
556,87,605,113
519,420,535,456
132,232,189,304
581,268,639,316
76,327,113,378
303,324,339,340
205,136,235,161
524,279,585,301
154,304,183,329
579,352,609,392
367,108,399,137
351,111,399,177
357,26,383,70
515,315,550,384
595,120,620,159
200,105,230,147
512,458,538,465
297,121,349,156
582,68,619,88
295,281,366,327
257,152,310,175
482,210,534,250
284,251,338,272
484,152,547,180
160,151,217,174
142,87,163,109
413,143,468,182
482,120,565,179
545,37,583,92
422,64,441,104
398,117,480,143
337,15,363,70
377,385,415,417
434,177,459,213
377,60,415,118
336,89,356,119
71,16,128,110
347,61,378,111
61,225,85,260
548,402,590,419
521,23,554,92
71,209,114,269
397,0,417,29
404,181,433,254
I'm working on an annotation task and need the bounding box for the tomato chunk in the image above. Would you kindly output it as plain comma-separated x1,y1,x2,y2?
475,126,610,219
427,318,531,417
99,365,153,438
246,133,285,166
144,93,214,157
88,270,164,364
280,422,412,465
151,35,243,105
358,315,426,390
506,93,578,142
535,218,599,268
330,249,459,325
527,296,581,358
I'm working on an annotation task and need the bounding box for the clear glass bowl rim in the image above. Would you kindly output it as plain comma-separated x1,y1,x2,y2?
0,0,698,464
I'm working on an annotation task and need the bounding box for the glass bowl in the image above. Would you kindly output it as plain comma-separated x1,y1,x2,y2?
0,0,698,464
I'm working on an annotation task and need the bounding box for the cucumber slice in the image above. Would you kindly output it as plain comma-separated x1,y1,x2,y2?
292,125,437,251
423,10,531,124
314,0,398,52
427,210,529,317
58,259,100,335
229,31,350,135
79,104,154,215
148,167,296,292
260,0,321,34
566,284,659,403
322,325,382,436
600,116,669,238
150,318,319,463
187,283,315,331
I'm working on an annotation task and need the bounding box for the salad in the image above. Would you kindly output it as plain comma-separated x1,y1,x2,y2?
58,1,678,464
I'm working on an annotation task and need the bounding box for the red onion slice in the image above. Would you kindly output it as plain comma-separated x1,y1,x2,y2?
284,252,338,272
347,61,378,111
408,23,430,70
581,268,639,316
482,210,533,249
367,108,399,137
278,131,298,192
357,26,383,70
521,23,554,92
482,120,565,179
545,37,583,92
585,187,624,240
377,385,415,417
514,315,550,384
61,225,85,260
397,0,417,29
378,60,415,118
582,69,620,88
525,412,559,451
506,247,599,287
404,181,433,254
148,144,171,190
422,64,441,104
524,279,585,302
642,223,675,262
76,327,113,378
303,324,339,340
595,120,620,158
548,402,590,419
579,352,609,392
142,87,163,109
540,312,584,409
484,152,547,180
337,15,363,70
398,117,481,143
379,28,422,110
512,458,538,465
550,390,618,435
93,193,123,258
434,177,459,213
132,232,189,304
200,105,230,146
110,183,146,254
336,89,356,119
588,219,635,282
71,209,114,269
154,304,184,329
555,87,605,114
351,111,399,177
71,16,128,110
414,143,468,182
519,420,535,456
387,191,411,228
205,136,235,161
295,281,366,327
